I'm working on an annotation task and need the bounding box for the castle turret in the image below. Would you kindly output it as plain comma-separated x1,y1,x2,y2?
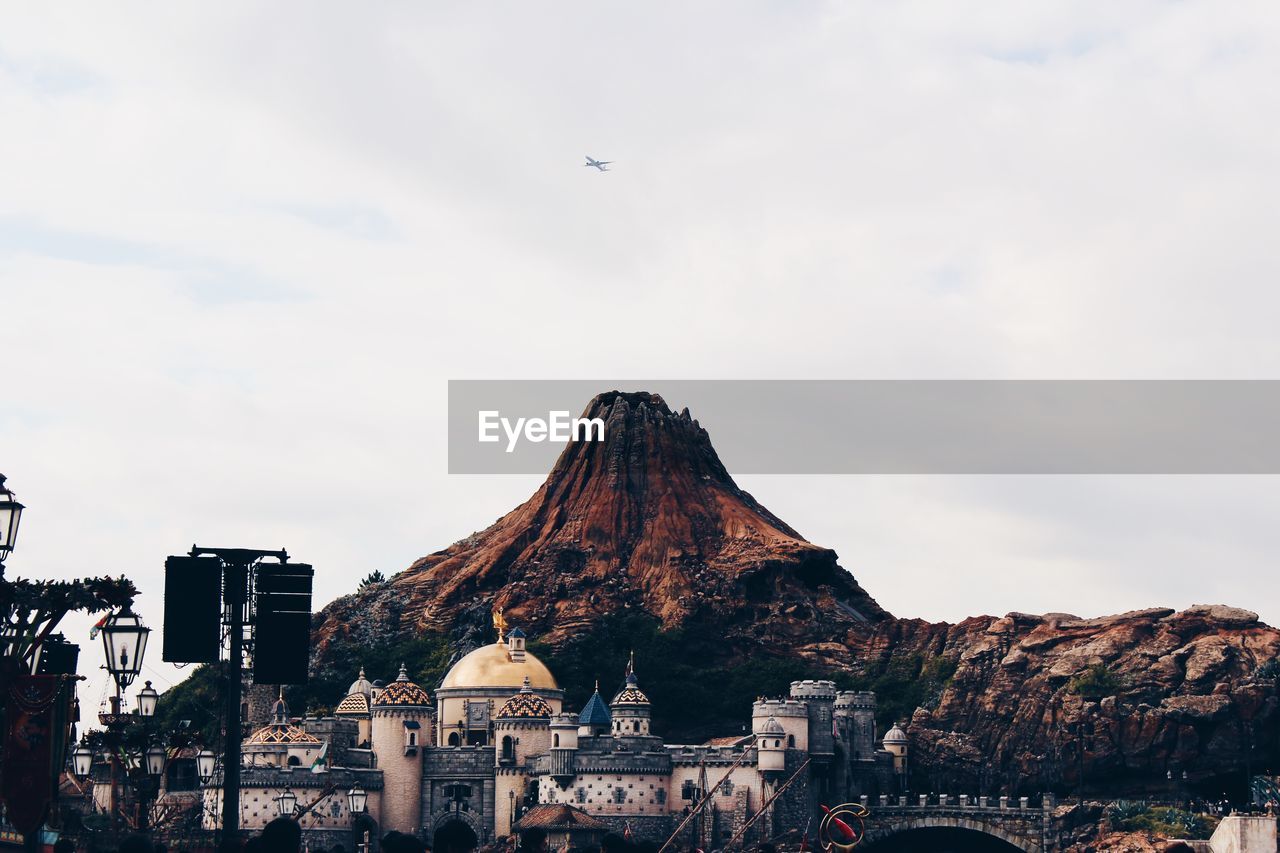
755,715,787,775
883,721,909,776
610,658,652,737
577,681,611,738
549,712,579,786
371,664,432,836
790,680,837,758
835,690,877,760
494,676,553,837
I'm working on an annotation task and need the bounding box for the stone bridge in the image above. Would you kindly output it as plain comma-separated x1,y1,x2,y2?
857,794,1061,852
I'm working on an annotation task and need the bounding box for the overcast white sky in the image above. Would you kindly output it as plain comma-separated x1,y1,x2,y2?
3,2,1280,713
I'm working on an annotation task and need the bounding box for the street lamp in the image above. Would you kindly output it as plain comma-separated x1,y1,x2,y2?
347,785,367,814
72,743,93,777
145,744,166,778
196,748,216,784
276,788,297,817
101,605,150,693
137,681,159,717
0,474,24,568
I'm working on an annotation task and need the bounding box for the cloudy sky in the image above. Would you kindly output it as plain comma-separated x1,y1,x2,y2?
3,2,1279,711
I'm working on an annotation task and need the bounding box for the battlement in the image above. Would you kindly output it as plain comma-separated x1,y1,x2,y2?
834,691,876,711
790,680,837,700
752,699,809,718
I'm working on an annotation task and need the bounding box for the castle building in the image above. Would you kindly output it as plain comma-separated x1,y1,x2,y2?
206,614,903,851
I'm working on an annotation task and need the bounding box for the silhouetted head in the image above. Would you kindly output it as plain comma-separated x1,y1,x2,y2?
518,828,546,853
261,817,302,853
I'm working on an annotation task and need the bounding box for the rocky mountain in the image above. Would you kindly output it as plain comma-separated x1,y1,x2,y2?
315,391,887,660
311,390,1280,795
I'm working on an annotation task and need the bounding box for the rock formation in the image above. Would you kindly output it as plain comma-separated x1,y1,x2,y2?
312,391,1279,795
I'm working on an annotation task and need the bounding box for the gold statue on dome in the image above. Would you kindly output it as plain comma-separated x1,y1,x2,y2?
493,607,509,642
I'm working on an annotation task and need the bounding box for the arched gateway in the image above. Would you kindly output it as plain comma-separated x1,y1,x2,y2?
862,816,1042,852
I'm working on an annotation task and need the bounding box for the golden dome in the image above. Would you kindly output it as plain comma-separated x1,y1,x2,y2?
440,642,558,690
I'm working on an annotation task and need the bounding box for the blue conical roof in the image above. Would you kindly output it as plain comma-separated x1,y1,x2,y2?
578,683,612,728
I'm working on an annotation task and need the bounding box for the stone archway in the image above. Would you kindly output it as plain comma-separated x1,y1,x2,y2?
433,817,479,853
862,817,1041,853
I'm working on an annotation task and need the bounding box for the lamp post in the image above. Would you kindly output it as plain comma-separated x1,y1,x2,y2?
72,742,93,778
348,786,368,853
137,682,159,718
98,607,150,841
100,606,150,712
197,749,216,785
276,789,297,818
0,474,25,572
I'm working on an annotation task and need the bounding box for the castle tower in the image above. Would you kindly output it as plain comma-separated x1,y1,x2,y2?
493,677,553,837
755,715,787,775
549,712,579,787
336,666,375,746
883,722,909,776
790,680,837,757
835,691,877,760
371,664,432,836
609,657,652,737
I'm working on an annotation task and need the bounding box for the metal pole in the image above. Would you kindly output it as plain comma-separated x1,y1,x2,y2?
222,557,247,842
657,748,752,853
722,758,811,851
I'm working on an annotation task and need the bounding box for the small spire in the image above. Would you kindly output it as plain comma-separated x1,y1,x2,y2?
493,606,508,642
397,663,409,682
627,650,635,676
520,676,533,692
594,679,600,693
358,666,366,679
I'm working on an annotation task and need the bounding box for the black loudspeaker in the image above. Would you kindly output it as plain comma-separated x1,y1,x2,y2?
163,555,223,663
36,633,80,675
253,563,313,684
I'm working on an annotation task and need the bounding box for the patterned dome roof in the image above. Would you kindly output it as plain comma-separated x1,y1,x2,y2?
610,671,650,707
496,677,553,719
883,722,908,745
246,692,322,745
246,722,322,746
335,691,371,716
373,664,431,707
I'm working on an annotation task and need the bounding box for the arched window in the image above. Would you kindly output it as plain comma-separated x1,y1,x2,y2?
287,755,300,767
448,732,460,747
502,735,515,761
788,734,795,748
554,733,560,747
633,721,639,732
774,739,780,748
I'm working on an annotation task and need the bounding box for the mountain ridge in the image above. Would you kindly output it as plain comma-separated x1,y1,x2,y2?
309,391,1280,795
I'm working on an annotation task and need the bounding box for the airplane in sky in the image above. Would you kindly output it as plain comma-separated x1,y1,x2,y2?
584,156,612,171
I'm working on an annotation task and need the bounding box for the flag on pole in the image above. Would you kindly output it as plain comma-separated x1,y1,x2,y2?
89,614,109,640
310,740,329,773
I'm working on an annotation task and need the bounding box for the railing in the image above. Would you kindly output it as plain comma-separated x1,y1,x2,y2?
861,793,1053,813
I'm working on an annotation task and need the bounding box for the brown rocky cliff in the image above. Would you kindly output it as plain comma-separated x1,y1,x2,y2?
861,607,1280,793
312,391,1280,793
